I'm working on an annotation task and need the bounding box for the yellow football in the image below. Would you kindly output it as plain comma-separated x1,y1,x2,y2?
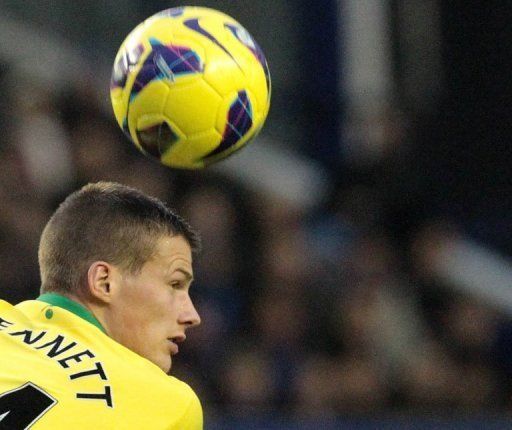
110,6,271,169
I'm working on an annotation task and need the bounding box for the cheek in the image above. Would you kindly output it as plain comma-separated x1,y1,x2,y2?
144,288,180,325
118,283,170,324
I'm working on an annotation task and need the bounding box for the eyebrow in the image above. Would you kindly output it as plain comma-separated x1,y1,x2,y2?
175,268,194,282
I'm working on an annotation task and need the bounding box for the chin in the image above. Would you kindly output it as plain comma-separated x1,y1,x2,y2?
159,356,172,374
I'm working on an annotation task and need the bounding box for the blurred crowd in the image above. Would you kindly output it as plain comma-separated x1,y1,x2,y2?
1,65,512,421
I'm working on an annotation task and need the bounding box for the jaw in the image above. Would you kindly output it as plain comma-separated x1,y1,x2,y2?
152,343,174,373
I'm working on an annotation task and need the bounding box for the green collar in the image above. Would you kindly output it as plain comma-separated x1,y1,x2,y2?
37,293,106,334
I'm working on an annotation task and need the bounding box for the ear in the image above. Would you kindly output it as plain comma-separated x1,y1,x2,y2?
87,261,114,304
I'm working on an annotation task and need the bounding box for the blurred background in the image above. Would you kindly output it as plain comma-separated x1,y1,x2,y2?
1,0,512,428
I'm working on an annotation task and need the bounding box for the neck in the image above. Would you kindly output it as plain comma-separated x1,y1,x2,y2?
37,292,108,334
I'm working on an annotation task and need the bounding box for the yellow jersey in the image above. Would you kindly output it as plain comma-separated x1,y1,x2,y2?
0,294,202,429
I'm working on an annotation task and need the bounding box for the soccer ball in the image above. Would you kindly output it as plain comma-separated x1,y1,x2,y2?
110,6,271,169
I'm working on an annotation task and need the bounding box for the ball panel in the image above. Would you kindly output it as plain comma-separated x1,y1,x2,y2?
127,80,170,139
161,129,222,169
198,21,270,108
222,22,270,89
171,17,247,97
202,58,247,97
163,79,222,135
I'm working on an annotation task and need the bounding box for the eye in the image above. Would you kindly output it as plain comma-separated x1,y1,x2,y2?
169,281,185,290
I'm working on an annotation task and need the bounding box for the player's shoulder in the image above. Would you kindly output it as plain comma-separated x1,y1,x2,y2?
165,376,203,429
152,371,201,407
0,299,15,320
138,366,198,401
127,370,202,428
10,299,43,312
164,374,198,398
0,299,31,323
0,299,13,310
0,299,18,310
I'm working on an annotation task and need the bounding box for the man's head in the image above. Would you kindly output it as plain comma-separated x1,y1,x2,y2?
39,181,201,372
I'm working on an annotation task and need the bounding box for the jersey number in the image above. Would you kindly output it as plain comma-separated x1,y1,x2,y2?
0,383,56,429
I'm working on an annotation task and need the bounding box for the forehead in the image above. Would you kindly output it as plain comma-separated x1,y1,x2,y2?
150,234,193,268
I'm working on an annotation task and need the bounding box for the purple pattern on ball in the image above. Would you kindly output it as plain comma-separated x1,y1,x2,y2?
224,24,270,92
184,18,236,63
110,44,144,90
203,90,253,160
129,39,203,101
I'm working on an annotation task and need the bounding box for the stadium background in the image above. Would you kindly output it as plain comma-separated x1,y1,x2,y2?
1,1,512,428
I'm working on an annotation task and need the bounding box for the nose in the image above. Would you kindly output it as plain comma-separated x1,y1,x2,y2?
179,293,201,328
